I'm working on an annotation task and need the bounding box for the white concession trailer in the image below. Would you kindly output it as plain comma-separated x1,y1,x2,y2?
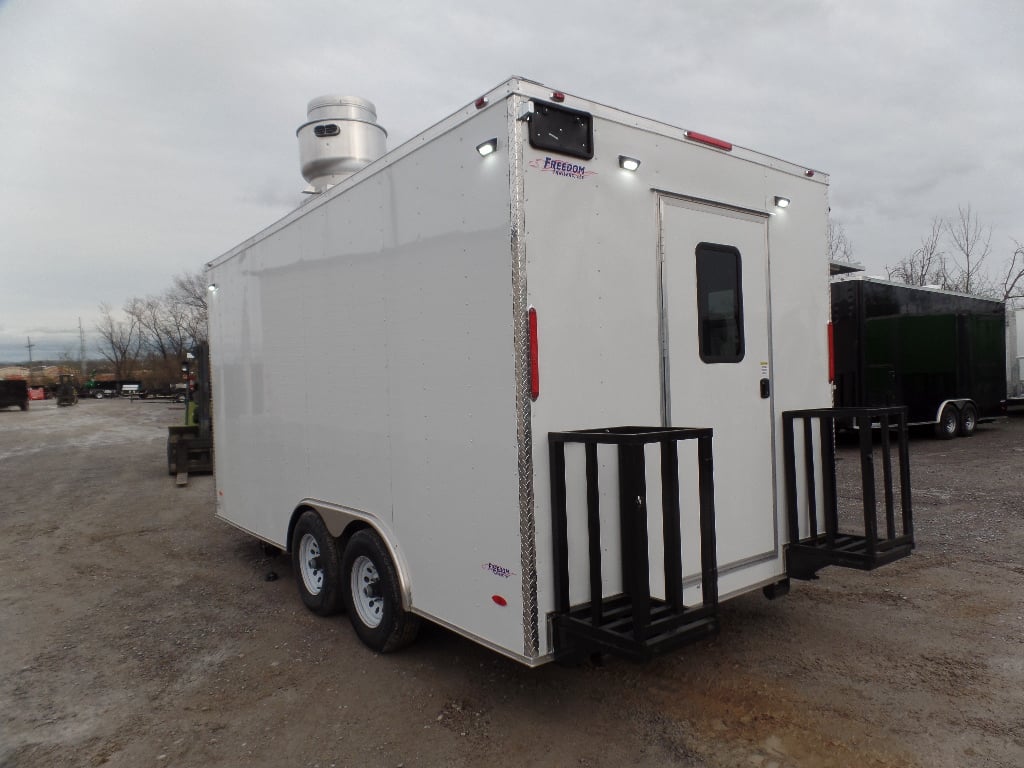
206,77,913,665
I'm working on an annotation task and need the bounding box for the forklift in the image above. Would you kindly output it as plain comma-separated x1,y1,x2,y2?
56,374,79,406
167,342,212,485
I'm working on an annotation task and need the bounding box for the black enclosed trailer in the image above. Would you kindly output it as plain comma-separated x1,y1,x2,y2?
831,276,1006,438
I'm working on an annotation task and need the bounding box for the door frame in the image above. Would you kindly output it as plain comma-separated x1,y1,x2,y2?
656,192,773,422
655,191,781,574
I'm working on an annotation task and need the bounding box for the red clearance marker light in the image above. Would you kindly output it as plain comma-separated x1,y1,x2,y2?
551,91,565,103
475,96,488,109
684,130,733,152
529,307,539,401
805,170,815,178
492,595,508,607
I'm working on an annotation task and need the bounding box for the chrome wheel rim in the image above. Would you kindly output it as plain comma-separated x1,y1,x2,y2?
298,533,324,596
943,411,957,434
351,555,383,629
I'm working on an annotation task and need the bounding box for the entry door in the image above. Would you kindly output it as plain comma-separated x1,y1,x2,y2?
660,197,776,570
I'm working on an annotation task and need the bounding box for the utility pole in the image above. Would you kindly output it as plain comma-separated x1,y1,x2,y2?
79,318,87,378
26,336,35,384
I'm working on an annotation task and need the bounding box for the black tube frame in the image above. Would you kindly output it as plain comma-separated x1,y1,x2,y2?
548,426,719,661
782,406,914,579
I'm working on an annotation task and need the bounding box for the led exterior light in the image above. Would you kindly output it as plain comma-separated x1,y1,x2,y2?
207,283,218,294
618,155,641,172
476,138,498,156
775,196,791,209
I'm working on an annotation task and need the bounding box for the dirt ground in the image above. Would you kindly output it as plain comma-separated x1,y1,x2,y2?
1,398,1022,768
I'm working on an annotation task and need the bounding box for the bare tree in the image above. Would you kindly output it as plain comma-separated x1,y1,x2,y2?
125,291,198,361
886,218,946,286
126,296,172,360
96,270,208,390
1001,239,1024,306
827,218,854,262
125,271,208,356
943,204,994,296
95,302,143,380
168,271,208,345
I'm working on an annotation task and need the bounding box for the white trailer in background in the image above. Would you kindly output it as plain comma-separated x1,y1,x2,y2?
1008,308,1024,403
206,77,912,666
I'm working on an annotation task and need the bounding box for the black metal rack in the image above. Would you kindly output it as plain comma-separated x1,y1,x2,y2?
548,427,719,661
782,407,914,579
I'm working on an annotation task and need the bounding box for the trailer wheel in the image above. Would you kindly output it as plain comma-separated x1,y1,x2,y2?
291,511,343,616
341,529,420,653
958,403,978,437
934,404,959,440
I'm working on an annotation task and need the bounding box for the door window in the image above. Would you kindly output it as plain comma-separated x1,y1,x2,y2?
695,243,744,363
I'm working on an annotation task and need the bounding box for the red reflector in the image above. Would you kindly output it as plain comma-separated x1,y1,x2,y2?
551,91,565,103
827,322,835,383
475,96,487,109
529,307,539,401
684,130,733,152
492,595,507,607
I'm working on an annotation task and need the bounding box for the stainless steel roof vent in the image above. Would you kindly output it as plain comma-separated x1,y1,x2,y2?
297,95,387,194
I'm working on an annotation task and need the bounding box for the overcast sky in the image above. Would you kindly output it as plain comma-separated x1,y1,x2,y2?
1,0,1022,362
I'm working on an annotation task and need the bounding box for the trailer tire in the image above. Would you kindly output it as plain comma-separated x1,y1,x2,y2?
341,529,420,653
934,404,959,440
958,403,978,437
291,511,344,616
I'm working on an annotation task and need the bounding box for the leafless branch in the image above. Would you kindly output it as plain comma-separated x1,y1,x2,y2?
943,203,992,295
1002,239,1024,305
887,218,945,286
827,218,854,262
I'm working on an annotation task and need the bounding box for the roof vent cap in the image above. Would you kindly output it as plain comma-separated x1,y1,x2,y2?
297,95,387,194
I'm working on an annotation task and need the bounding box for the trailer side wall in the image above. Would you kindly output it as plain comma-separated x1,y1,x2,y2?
831,279,1006,421
208,104,531,654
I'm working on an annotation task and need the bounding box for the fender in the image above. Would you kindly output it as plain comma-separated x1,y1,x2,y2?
292,499,414,612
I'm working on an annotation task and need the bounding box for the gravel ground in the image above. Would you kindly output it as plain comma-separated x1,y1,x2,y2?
1,398,1022,768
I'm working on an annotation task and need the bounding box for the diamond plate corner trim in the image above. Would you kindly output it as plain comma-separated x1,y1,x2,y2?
508,94,539,657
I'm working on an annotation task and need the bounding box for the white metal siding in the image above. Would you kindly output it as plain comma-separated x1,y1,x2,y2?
208,104,530,654
523,113,831,655
207,79,832,663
